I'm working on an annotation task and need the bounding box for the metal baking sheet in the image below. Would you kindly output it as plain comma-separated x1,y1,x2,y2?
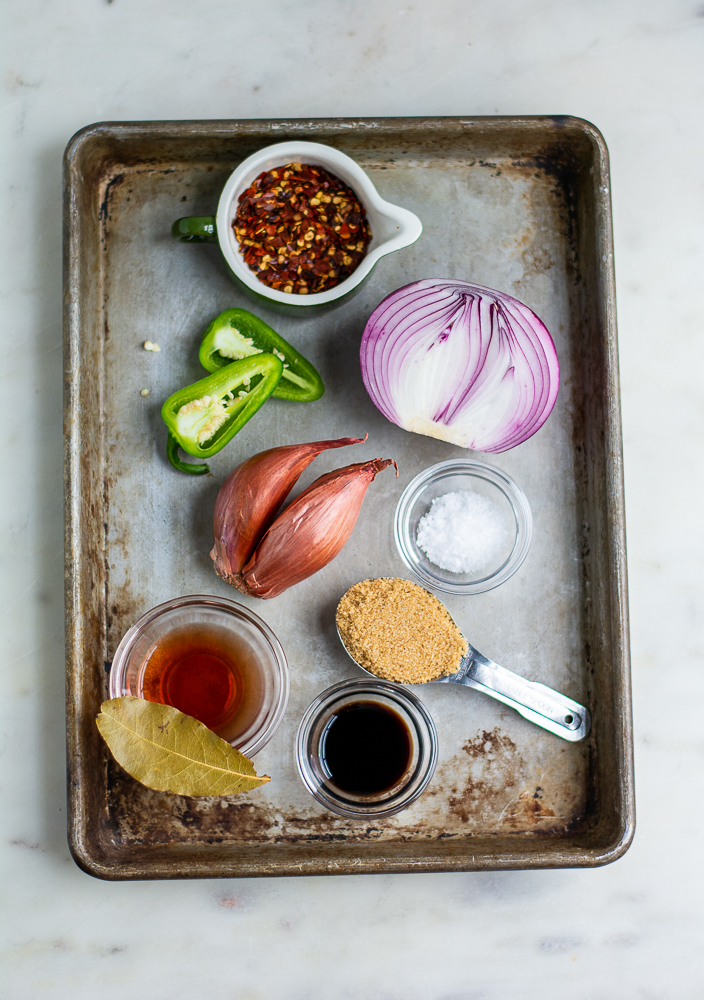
64,117,633,879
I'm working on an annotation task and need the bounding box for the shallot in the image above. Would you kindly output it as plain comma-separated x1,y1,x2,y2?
242,458,397,599
360,279,559,453
211,440,396,599
211,436,365,583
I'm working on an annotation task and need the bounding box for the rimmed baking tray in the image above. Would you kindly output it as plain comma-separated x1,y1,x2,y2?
64,117,633,880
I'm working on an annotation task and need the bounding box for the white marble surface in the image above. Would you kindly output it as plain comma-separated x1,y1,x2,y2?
2,1,703,997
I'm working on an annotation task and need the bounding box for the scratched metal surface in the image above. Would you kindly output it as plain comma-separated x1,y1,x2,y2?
64,119,633,879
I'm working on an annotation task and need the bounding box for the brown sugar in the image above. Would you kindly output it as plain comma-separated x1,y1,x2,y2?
336,577,468,684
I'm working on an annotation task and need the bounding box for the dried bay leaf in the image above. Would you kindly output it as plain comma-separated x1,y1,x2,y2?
96,697,270,796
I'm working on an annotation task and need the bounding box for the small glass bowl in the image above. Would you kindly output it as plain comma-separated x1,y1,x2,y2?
108,595,289,758
295,679,438,819
394,459,533,596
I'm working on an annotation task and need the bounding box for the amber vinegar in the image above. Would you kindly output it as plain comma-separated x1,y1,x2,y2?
139,622,263,742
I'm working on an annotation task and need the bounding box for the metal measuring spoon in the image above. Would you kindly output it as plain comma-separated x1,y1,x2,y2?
337,628,591,742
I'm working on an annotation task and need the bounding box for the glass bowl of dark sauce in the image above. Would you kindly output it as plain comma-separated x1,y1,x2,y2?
296,679,438,818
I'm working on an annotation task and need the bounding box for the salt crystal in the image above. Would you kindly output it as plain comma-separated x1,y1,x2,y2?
416,490,508,574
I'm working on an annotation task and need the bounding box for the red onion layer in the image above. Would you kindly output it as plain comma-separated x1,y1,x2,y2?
360,279,560,453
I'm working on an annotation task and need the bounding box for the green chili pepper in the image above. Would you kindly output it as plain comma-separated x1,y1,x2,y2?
166,433,210,476
198,308,324,403
162,355,283,474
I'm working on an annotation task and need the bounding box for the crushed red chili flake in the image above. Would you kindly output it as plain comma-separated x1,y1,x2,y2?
233,162,372,295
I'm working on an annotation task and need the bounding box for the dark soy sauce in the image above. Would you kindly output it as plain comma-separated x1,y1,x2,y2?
321,701,412,794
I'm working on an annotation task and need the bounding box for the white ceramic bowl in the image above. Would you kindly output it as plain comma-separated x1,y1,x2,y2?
211,141,422,310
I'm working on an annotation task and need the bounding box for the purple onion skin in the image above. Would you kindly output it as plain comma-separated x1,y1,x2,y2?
360,279,560,453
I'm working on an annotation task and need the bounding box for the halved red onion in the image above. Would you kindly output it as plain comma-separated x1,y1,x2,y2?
360,279,560,453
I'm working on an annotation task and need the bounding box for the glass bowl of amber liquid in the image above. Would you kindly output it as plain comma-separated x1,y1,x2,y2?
109,595,289,757
394,459,533,597
295,679,438,819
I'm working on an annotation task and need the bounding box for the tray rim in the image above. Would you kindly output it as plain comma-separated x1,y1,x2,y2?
64,115,634,880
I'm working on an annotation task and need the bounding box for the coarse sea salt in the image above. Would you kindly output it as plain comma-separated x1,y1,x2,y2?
416,490,508,574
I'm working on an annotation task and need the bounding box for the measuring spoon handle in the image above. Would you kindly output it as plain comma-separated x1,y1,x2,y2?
447,647,591,742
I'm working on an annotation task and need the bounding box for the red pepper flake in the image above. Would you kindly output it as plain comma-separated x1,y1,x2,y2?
233,163,372,295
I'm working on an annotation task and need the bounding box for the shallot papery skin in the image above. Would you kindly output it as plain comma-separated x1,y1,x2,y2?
360,279,560,453
241,458,397,599
211,437,365,585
